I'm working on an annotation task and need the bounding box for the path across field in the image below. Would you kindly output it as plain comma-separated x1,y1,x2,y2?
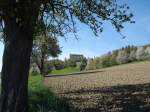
45,61,150,112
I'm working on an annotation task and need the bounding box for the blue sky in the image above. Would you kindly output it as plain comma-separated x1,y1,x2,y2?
0,0,150,70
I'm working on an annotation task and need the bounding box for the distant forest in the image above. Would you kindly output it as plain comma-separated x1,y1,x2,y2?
86,44,150,70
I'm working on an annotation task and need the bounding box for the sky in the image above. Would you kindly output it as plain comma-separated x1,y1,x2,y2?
0,0,150,70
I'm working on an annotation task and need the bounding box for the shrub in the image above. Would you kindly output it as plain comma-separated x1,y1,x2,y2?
48,59,66,70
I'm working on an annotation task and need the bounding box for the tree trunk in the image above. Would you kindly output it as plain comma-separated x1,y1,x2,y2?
40,52,45,75
0,20,34,112
0,1,40,111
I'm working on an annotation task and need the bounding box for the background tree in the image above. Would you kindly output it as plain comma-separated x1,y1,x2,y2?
110,50,118,65
85,58,96,70
100,52,112,67
129,50,137,62
116,49,129,64
144,46,150,59
128,45,137,62
67,59,77,67
31,34,61,75
49,59,66,70
135,46,146,60
79,57,87,71
0,0,134,111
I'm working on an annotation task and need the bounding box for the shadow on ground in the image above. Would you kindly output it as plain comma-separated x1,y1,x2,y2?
62,83,150,112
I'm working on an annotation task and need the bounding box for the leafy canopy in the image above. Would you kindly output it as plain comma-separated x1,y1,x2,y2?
0,0,134,40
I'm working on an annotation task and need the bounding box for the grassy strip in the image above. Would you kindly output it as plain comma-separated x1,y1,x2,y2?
45,69,103,77
28,75,74,112
51,67,80,75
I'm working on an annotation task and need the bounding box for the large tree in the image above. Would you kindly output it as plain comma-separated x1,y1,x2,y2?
0,0,133,112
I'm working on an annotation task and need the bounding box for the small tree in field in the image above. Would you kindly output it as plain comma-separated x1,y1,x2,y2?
31,35,61,75
0,0,133,111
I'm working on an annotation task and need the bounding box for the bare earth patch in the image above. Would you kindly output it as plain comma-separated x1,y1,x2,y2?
45,61,150,112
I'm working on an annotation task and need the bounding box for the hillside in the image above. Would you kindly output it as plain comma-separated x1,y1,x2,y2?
45,61,150,112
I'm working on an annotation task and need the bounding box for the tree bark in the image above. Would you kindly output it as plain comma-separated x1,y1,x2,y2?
0,18,34,112
0,1,40,111
39,52,45,75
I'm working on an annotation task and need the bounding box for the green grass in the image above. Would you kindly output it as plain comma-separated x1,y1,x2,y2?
28,74,74,112
51,67,80,75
